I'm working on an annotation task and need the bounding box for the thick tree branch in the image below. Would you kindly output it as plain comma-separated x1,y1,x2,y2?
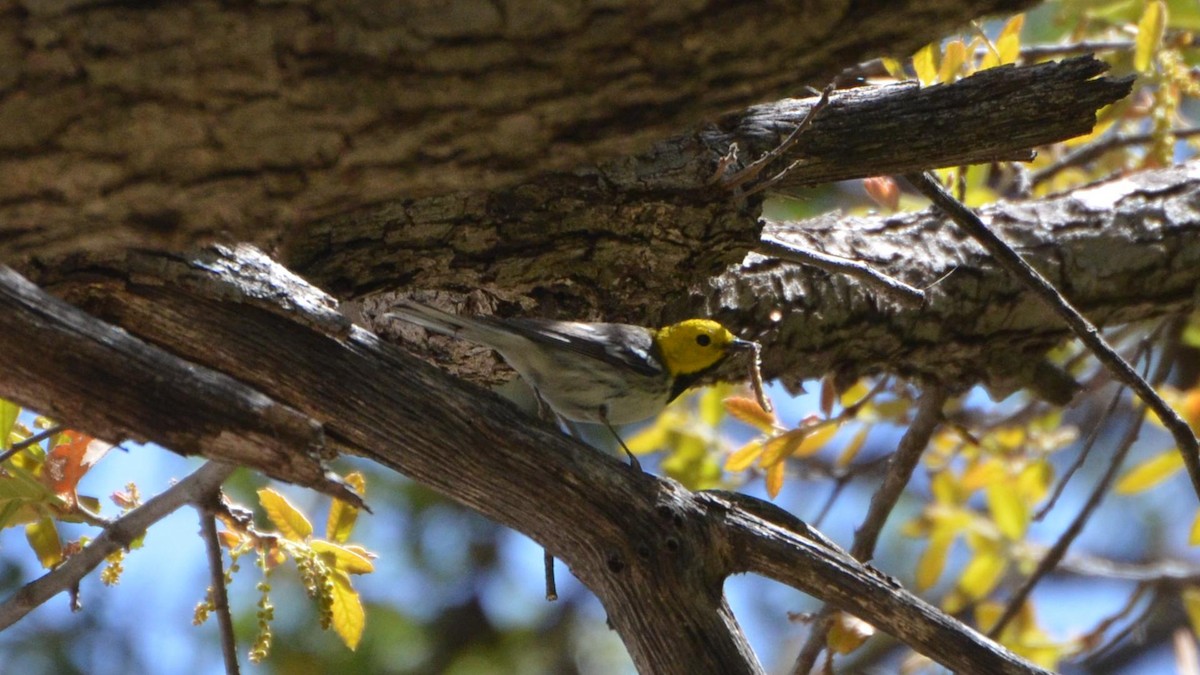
10,246,1045,674
0,265,355,502
285,57,1131,299
904,171,1200,502
687,161,1200,397
0,0,1035,258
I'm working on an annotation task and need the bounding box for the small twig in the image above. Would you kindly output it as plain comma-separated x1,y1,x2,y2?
850,385,948,560
199,507,241,675
1075,585,1150,658
707,144,740,184
0,424,65,464
790,385,949,674
1034,383,1123,521
1036,326,1164,520
835,41,1133,84
759,234,926,307
1076,588,1159,663
1031,127,1200,188
0,461,237,630
720,84,834,192
987,335,1170,638
543,549,558,601
905,171,1200,504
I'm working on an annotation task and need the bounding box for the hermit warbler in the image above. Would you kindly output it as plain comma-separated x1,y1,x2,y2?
386,300,758,466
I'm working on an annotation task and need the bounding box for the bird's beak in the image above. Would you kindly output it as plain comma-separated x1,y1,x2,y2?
729,338,760,352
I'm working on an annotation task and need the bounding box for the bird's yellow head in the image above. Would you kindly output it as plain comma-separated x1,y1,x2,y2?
654,319,757,377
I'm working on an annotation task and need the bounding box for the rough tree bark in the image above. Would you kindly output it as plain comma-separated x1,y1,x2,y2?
1,0,1037,257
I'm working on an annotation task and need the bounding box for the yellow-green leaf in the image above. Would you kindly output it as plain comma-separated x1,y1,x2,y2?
312,539,375,574
0,399,19,450
759,431,804,467
25,517,62,569
723,396,776,431
1183,587,1200,637
995,34,1020,66
930,470,962,505
794,423,838,458
880,57,907,80
958,548,1008,600
913,44,938,85
1190,509,1200,546
938,40,966,83
986,482,1029,540
916,529,953,590
699,384,729,427
961,458,1006,492
1115,451,1185,494
725,439,764,472
827,612,874,654
329,570,365,651
258,488,313,542
765,461,785,499
997,15,1024,65
836,426,870,468
326,473,365,543
838,380,872,410
1135,0,1166,73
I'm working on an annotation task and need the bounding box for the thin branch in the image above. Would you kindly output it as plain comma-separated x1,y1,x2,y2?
715,489,1051,675
1036,325,1164,520
1031,126,1200,188
987,329,1173,638
990,406,1146,636
1034,382,1123,521
0,424,65,464
904,172,1200,504
837,41,1135,83
543,549,558,602
790,384,949,674
719,84,833,192
0,461,237,630
851,385,949,560
758,234,925,307
200,506,241,675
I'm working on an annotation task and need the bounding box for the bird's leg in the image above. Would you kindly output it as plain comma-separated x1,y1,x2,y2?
530,388,558,601
599,409,643,472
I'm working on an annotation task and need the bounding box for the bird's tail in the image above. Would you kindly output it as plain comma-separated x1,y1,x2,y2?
385,300,509,346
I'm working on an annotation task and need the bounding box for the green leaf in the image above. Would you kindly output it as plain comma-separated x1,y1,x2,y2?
0,399,19,450
326,473,365,544
912,43,938,86
258,488,313,542
986,482,1029,540
1184,587,1200,637
1115,451,1184,494
25,517,62,569
724,439,763,472
329,570,365,651
312,539,375,574
916,528,954,590
959,547,1008,600
1135,0,1167,72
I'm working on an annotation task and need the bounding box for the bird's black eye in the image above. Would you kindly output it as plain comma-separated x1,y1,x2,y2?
695,334,712,347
